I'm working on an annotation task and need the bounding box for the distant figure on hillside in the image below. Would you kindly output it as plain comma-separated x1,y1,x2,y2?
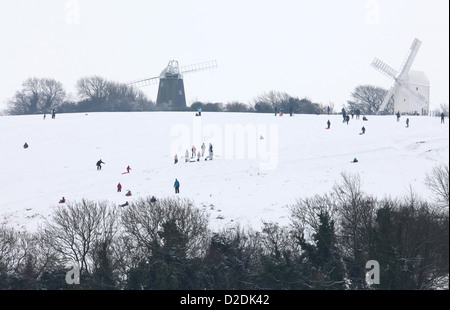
185,150,189,162
327,106,331,115
23,142,28,149
441,112,445,124
59,197,65,203
119,201,129,207
201,143,206,157
206,143,214,160
43,114,46,120
289,106,293,117
361,126,366,134
327,120,331,129
126,165,132,173
96,159,105,170
150,196,157,203
174,178,180,194
352,158,358,163
406,118,409,128
117,183,122,192
174,154,178,164
396,111,401,122
192,146,197,158
197,107,202,116
51,109,56,119
197,151,201,162
126,190,132,197
356,109,361,119
346,115,350,124
363,116,368,121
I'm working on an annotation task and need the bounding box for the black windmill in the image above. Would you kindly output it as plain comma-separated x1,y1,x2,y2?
126,60,217,110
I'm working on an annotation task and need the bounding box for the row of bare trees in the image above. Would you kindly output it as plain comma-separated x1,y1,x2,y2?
5,76,155,115
6,75,408,116
1,165,447,290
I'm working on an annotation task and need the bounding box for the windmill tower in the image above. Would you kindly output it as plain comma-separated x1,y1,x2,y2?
371,38,430,115
126,60,217,110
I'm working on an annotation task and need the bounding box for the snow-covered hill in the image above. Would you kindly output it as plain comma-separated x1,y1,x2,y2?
0,111,448,232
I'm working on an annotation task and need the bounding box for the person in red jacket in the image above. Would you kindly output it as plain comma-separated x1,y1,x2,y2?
117,183,122,192
126,166,132,173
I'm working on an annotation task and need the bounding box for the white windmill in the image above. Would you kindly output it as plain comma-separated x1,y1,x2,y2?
371,38,430,115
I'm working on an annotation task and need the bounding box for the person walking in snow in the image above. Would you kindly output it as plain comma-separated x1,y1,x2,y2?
117,183,122,192
441,112,445,124
174,178,180,194
185,150,189,162
406,118,409,128
346,115,350,125
174,154,178,164
207,143,214,160
192,146,197,158
126,165,132,173
396,111,401,122
201,143,206,157
197,151,201,162
96,159,105,170
327,120,331,129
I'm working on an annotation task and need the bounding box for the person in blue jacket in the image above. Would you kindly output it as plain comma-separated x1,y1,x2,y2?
174,178,180,194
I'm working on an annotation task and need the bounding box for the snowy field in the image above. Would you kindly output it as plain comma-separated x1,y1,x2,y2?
0,111,448,233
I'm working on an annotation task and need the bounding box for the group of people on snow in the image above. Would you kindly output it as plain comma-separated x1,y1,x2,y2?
175,142,214,164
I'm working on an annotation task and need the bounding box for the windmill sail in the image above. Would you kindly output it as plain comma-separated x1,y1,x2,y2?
372,38,429,115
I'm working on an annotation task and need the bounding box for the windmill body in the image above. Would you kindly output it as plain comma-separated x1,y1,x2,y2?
394,70,430,115
156,60,186,109
126,60,217,110
371,38,430,115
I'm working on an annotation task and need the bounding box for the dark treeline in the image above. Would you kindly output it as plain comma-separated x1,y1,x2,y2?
5,76,399,116
0,170,448,290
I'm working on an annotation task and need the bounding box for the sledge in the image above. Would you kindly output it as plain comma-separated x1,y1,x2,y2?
325,128,330,130
359,133,364,135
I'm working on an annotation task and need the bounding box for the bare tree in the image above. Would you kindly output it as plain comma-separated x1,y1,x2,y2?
40,78,66,111
331,172,377,288
76,76,109,101
253,90,290,113
6,77,66,115
120,197,210,260
425,164,449,209
41,199,119,275
224,101,250,112
347,85,393,115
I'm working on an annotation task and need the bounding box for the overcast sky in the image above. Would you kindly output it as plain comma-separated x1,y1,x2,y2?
0,0,448,111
